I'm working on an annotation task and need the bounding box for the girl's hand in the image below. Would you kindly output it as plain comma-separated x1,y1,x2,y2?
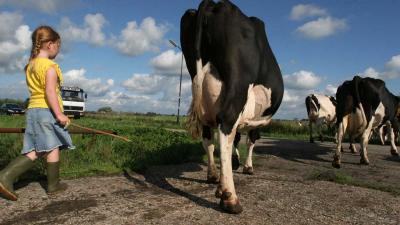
56,113,70,126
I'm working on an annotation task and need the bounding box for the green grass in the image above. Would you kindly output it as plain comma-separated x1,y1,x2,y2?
0,114,202,180
0,114,387,182
308,170,400,196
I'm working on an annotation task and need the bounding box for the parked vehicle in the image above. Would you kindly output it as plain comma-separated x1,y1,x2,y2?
61,86,87,119
0,103,25,115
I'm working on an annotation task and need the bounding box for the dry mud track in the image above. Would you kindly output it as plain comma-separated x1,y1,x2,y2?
1,138,400,225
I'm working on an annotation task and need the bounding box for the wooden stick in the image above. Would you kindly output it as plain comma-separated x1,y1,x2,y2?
68,122,132,142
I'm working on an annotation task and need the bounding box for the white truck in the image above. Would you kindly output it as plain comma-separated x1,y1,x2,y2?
61,86,87,119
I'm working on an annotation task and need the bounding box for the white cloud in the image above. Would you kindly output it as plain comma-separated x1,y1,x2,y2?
59,13,107,46
0,80,29,100
113,72,192,114
325,84,337,95
284,70,322,90
277,89,311,119
0,0,82,14
0,12,31,74
359,67,380,78
296,17,348,39
359,54,400,80
385,55,400,71
150,50,189,76
122,74,165,95
290,4,328,21
63,68,113,97
282,90,300,103
0,11,24,41
113,17,168,56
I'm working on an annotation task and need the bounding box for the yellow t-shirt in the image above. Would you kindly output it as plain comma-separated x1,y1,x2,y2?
26,58,64,111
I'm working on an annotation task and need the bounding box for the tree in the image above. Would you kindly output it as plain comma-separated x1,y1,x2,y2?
97,106,113,113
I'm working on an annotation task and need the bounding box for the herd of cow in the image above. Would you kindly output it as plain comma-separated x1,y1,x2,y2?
180,1,400,214
306,76,400,169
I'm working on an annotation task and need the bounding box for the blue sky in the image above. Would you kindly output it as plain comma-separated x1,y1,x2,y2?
0,0,399,119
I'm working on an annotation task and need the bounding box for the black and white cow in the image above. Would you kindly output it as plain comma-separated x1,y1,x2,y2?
333,76,400,168
181,0,283,213
305,94,337,143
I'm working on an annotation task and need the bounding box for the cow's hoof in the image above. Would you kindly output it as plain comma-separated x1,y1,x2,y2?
243,166,254,175
360,158,369,165
207,175,219,184
215,184,223,198
340,147,344,152
332,155,341,168
219,198,243,214
390,150,399,156
232,155,240,170
309,138,314,143
350,145,358,153
332,161,341,169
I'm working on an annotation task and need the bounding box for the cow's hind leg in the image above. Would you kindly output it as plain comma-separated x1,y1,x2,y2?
359,117,375,165
216,126,242,214
202,126,219,183
333,116,348,168
349,136,358,153
387,122,399,156
232,132,241,170
243,129,260,175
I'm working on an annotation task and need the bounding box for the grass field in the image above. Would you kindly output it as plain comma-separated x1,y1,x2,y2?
1,112,378,181
0,113,202,180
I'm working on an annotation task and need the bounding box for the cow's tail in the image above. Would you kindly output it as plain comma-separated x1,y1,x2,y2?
353,75,367,125
186,0,209,139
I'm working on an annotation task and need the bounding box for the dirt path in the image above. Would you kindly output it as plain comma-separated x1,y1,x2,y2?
1,138,400,225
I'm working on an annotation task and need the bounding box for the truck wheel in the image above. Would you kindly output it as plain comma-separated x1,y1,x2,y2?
74,115,80,119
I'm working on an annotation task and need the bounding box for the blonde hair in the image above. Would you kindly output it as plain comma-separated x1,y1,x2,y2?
27,25,60,66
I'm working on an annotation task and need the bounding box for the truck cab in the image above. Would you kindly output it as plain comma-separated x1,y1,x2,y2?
61,86,87,119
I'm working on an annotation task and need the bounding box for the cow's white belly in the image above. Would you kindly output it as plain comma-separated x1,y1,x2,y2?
347,102,385,135
347,107,367,136
372,102,385,128
198,63,272,129
199,63,222,126
238,84,271,125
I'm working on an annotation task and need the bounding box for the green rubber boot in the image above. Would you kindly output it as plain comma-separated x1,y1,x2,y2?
0,156,35,201
47,162,68,195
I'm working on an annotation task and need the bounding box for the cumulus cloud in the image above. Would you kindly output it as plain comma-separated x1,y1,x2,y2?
284,70,322,90
0,0,82,14
385,55,400,71
0,80,29,99
122,74,165,95
296,17,348,39
150,50,189,76
290,4,328,21
112,17,168,56
0,12,31,74
359,54,400,80
63,68,114,97
359,67,380,78
88,91,178,114
114,73,192,114
59,13,107,46
325,84,337,95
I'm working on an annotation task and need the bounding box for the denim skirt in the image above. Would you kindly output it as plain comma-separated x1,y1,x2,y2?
21,108,75,154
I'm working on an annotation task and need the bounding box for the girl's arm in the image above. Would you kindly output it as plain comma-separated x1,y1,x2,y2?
45,66,69,126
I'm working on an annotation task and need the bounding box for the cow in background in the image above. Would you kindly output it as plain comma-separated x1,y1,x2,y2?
333,76,400,168
305,94,339,144
181,0,283,213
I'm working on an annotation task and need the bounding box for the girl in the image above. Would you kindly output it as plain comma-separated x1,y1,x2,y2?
0,26,74,201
